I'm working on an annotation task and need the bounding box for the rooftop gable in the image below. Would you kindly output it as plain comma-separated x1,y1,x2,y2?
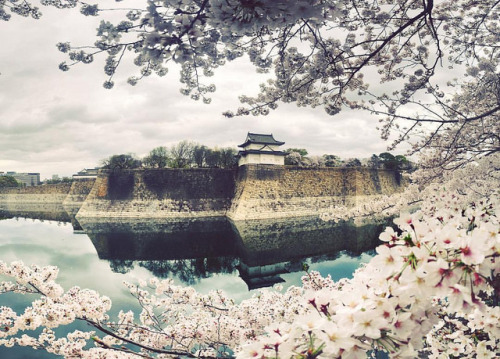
238,133,285,147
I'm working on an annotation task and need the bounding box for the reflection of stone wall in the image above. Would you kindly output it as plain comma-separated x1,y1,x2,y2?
81,217,236,260
0,183,87,224
227,165,404,220
0,203,71,223
231,216,388,267
81,216,386,264
79,215,388,290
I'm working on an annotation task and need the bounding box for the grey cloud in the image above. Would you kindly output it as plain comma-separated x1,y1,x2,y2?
0,2,394,179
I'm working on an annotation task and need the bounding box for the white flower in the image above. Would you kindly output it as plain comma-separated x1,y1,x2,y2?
460,235,487,265
371,245,405,278
475,340,497,359
352,309,388,339
379,226,400,243
394,212,414,231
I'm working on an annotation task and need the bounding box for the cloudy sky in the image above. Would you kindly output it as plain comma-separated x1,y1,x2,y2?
0,2,390,180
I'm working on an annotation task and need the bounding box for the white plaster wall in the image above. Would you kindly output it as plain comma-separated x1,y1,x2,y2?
238,153,284,166
245,144,280,151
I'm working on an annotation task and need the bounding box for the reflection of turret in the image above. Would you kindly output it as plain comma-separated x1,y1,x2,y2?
237,261,287,290
231,216,390,290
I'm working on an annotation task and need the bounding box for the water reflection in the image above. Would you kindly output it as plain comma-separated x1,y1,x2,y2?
233,217,384,265
0,203,71,223
137,258,237,285
77,215,386,290
0,205,387,290
232,217,384,289
81,217,236,260
0,205,387,359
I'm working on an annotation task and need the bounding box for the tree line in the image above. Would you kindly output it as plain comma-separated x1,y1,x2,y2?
0,175,21,188
0,175,75,187
101,140,238,170
101,141,412,172
284,149,413,171
42,177,73,185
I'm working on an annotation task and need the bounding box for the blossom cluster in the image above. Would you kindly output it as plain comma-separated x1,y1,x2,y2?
0,260,307,357
0,189,498,358
321,153,500,224
238,193,499,358
0,263,111,356
2,1,498,176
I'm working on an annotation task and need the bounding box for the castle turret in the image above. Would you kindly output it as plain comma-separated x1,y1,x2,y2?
237,133,286,166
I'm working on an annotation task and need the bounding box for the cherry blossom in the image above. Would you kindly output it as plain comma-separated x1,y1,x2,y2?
0,1,499,357
1,1,498,174
0,189,497,358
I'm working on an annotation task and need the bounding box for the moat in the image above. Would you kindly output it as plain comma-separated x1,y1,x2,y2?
0,165,403,358
0,207,387,358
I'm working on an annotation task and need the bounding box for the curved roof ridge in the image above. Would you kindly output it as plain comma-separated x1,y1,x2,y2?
239,132,285,147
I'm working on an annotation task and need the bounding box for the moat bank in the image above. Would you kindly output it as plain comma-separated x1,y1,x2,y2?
0,165,406,220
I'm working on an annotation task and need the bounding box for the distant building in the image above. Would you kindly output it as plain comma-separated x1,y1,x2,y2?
237,132,286,166
0,172,40,187
72,168,100,180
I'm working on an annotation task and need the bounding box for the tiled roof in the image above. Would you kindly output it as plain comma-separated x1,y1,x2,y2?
238,133,285,147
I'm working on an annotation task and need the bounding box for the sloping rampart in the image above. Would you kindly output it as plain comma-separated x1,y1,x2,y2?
63,179,96,216
76,169,237,219
0,166,406,220
0,183,71,205
226,165,404,220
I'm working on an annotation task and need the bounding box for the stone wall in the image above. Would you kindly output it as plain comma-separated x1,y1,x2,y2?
76,169,237,219
227,165,404,220
0,166,406,220
63,179,96,216
0,183,71,205
0,183,73,219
